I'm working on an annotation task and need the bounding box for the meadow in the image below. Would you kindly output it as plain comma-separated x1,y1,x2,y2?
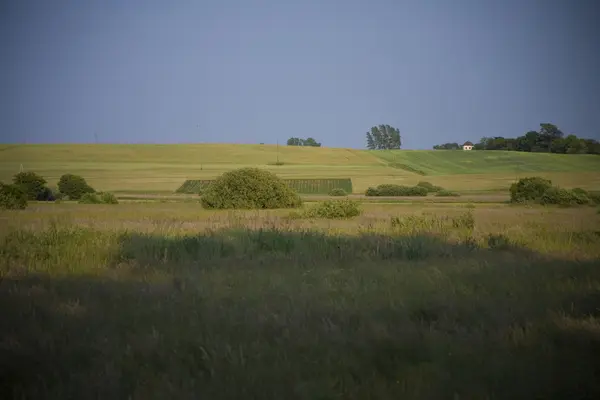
1,144,600,399
2,199,600,399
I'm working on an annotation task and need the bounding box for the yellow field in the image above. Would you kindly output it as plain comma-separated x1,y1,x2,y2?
1,144,599,193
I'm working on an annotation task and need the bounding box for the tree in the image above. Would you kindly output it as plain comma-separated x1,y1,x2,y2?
303,137,321,147
286,137,321,147
365,124,401,150
12,171,47,200
287,137,304,146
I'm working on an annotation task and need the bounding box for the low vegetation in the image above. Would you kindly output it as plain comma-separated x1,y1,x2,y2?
435,189,461,197
291,198,362,219
365,184,428,197
78,192,119,205
177,178,353,195
200,168,302,209
1,202,599,399
416,181,443,193
0,182,28,209
328,188,348,196
510,176,598,206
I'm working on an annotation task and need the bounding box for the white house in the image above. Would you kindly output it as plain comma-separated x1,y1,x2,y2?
462,141,474,150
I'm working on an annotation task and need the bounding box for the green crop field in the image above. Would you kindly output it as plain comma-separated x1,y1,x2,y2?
1,144,600,194
372,149,600,175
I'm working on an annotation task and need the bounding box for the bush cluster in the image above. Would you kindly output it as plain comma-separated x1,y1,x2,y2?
329,188,348,196
509,177,552,203
540,187,590,206
293,199,362,219
0,183,28,210
416,181,444,193
58,174,95,200
200,168,302,209
78,192,119,205
510,177,597,206
364,184,428,197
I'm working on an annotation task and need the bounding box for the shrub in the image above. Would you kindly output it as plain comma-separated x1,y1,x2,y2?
200,168,302,209
0,183,28,209
99,192,119,204
509,177,552,203
58,174,95,200
12,171,48,200
435,190,460,197
302,199,361,219
78,192,119,204
365,187,379,196
588,191,600,205
36,186,56,201
329,188,347,196
78,193,103,204
52,190,65,201
540,187,589,206
416,181,443,193
366,184,428,197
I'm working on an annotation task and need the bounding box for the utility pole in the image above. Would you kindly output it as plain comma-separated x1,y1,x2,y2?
276,140,280,164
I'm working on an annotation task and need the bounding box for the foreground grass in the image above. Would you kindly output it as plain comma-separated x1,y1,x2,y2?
1,203,600,399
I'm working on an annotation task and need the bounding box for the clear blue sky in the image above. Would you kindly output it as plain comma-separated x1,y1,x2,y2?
1,0,599,149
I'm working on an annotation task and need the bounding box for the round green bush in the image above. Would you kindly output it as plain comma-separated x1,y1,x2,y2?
509,177,552,203
303,199,361,219
58,174,95,200
0,183,28,209
200,168,302,209
12,171,48,200
329,188,347,196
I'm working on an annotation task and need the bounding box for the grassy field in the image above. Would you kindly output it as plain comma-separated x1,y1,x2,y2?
2,144,600,193
2,200,600,399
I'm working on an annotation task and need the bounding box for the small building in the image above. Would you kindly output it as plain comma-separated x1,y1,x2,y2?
462,141,474,151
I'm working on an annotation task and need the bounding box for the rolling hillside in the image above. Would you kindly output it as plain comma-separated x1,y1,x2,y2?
371,150,600,175
1,144,599,193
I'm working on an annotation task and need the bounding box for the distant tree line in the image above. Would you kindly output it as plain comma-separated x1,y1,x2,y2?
433,142,461,150
286,137,321,147
433,123,600,154
285,123,404,150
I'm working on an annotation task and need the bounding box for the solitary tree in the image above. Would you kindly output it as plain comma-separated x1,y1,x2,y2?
365,125,401,150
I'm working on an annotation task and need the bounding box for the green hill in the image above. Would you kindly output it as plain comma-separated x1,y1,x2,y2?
1,144,599,193
371,150,600,175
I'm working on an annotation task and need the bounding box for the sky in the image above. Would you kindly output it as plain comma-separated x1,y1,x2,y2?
1,0,599,149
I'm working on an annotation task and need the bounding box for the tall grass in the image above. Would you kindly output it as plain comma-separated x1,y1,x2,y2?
1,202,600,399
